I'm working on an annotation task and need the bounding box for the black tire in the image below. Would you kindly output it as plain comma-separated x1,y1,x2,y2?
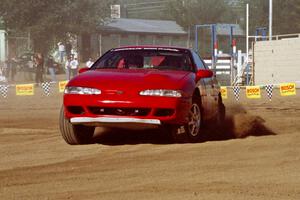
169,95,203,143
59,107,95,145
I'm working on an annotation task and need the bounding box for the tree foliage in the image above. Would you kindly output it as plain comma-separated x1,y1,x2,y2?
168,0,300,35
165,0,238,55
0,0,114,53
168,0,237,28
1,0,299,53
241,0,300,35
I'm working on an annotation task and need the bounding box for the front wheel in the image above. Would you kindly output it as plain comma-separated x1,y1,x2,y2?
59,107,95,145
169,96,203,143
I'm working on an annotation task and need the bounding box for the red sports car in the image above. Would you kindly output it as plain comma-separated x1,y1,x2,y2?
60,46,225,144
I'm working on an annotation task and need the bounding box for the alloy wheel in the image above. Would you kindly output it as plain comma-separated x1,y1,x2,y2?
188,103,201,137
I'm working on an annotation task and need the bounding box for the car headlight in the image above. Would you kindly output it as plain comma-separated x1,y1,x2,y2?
64,86,101,95
139,89,182,97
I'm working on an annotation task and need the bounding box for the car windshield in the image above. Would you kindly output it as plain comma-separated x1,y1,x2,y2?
91,48,193,72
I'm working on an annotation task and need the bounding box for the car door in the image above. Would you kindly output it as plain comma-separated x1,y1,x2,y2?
191,51,216,120
202,58,220,117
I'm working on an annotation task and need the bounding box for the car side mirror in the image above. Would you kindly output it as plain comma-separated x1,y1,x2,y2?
195,69,214,82
79,67,89,74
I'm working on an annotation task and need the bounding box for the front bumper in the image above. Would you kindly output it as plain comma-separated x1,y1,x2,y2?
63,94,192,127
71,117,161,130
71,117,161,125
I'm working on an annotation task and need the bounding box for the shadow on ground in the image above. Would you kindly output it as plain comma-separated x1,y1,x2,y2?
94,104,276,145
93,128,172,145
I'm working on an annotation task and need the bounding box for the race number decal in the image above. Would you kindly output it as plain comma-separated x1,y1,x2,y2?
220,86,228,99
59,81,68,93
246,86,261,99
16,84,34,96
280,83,296,96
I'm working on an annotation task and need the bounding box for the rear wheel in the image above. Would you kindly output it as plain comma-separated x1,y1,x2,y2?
59,107,95,145
170,96,203,143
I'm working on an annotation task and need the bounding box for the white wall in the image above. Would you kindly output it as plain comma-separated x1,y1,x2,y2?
0,30,6,62
254,38,300,86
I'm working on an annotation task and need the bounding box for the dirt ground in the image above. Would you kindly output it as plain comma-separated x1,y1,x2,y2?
0,85,299,200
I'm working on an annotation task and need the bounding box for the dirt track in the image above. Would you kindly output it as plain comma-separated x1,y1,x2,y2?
0,86,299,200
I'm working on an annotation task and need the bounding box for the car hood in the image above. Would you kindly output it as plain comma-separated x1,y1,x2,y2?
68,69,192,90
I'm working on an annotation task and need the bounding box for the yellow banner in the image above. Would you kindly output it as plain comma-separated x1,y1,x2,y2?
220,86,228,99
280,83,296,96
59,81,68,93
246,86,261,99
16,84,34,96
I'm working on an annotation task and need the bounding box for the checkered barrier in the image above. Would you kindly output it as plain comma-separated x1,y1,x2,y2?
265,84,274,101
41,82,52,96
0,81,68,98
221,82,298,101
0,81,298,99
0,85,9,98
232,86,241,101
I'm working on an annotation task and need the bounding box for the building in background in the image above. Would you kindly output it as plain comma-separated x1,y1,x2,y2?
78,18,187,61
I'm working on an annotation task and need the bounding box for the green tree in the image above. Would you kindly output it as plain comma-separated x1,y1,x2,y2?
116,0,172,19
240,0,300,35
0,0,114,53
272,0,300,34
166,0,238,55
168,0,237,28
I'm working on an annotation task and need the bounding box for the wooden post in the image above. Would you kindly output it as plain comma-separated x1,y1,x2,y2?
251,41,255,85
152,35,156,45
99,34,102,56
187,26,190,48
136,34,139,45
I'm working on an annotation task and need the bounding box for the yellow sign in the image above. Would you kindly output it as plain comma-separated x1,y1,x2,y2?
16,84,34,96
280,83,296,96
59,81,68,93
246,86,261,99
220,86,228,99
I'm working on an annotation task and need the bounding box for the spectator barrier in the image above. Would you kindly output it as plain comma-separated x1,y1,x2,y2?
0,81,298,100
0,81,68,97
221,82,298,101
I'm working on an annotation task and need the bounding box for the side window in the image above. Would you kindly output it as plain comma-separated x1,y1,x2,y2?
182,54,193,71
192,51,207,70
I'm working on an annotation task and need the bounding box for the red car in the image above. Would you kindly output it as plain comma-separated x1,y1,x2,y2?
60,46,225,144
